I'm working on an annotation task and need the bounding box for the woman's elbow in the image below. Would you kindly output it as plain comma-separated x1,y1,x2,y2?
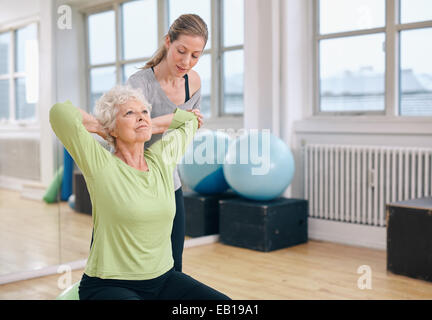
49,102,70,131
49,103,61,125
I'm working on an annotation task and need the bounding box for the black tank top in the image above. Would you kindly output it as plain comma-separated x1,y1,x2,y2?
151,66,190,103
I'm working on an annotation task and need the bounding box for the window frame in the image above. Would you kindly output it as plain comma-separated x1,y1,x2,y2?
83,0,244,120
0,20,39,127
219,0,244,117
313,0,432,118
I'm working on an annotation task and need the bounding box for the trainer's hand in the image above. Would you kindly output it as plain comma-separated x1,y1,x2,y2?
187,108,204,128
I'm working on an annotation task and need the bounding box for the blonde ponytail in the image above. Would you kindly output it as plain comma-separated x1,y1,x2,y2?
143,41,167,69
142,14,208,70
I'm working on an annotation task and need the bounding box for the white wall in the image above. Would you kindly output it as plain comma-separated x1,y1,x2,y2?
55,0,87,109
0,0,39,26
243,0,277,132
38,0,57,186
243,0,312,198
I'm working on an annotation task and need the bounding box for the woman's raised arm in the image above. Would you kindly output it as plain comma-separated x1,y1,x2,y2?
49,101,110,177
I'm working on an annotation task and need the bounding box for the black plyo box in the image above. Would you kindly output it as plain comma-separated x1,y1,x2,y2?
183,191,238,237
73,171,92,215
219,197,308,252
386,198,432,282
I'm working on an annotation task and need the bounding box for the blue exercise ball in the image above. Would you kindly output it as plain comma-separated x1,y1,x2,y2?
178,130,231,195
68,194,75,210
223,131,295,201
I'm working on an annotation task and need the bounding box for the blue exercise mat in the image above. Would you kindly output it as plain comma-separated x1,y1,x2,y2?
61,147,74,201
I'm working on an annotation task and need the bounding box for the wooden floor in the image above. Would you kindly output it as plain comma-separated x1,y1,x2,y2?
1,188,431,300
0,188,93,276
1,240,431,300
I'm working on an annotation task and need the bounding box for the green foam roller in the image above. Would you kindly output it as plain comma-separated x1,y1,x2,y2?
43,166,64,204
56,281,80,300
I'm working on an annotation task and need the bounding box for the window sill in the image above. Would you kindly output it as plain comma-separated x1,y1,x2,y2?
201,116,244,131
0,123,40,139
294,116,432,136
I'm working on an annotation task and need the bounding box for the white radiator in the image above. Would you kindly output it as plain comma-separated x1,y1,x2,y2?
304,144,432,227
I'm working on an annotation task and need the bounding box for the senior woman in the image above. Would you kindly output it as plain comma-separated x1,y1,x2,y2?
49,85,229,300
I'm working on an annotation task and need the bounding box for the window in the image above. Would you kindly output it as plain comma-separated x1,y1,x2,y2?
316,0,432,116
86,1,157,111
400,0,432,24
86,0,244,119
399,1,432,116
0,23,38,123
319,34,385,112
168,0,244,117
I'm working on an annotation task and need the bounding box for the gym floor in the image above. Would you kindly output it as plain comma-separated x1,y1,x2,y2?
1,188,432,300
0,188,91,275
2,240,432,298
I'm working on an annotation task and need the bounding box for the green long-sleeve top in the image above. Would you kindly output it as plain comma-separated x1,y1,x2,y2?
49,101,198,280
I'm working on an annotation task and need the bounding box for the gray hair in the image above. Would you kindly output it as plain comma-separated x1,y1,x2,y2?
94,85,152,148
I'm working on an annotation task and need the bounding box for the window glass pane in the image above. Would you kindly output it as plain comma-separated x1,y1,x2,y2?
319,0,385,34
15,23,37,73
168,0,211,50
223,0,244,47
400,28,432,116
0,79,9,120
88,11,115,65
319,34,385,112
400,0,432,24
123,61,146,83
0,32,10,74
15,78,36,120
223,50,243,114
90,66,116,111
122,0,157,60
192,53,211,117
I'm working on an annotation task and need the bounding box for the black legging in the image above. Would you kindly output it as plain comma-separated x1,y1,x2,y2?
90,187,186,272
172,187,185,272
78,268,230,300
